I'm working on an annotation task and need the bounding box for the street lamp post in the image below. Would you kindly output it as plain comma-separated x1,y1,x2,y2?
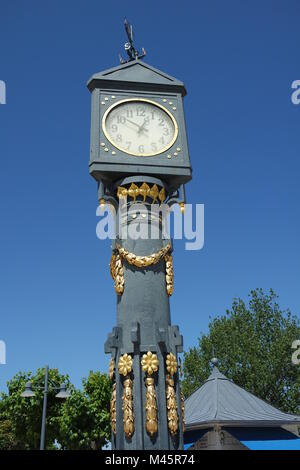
21,364,70,450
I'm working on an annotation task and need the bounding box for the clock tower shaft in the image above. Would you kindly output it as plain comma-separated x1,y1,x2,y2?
88,44,191,450
105,176,184,450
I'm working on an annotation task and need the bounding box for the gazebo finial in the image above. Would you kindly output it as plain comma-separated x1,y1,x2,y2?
211,357,219,367
211,346,219,367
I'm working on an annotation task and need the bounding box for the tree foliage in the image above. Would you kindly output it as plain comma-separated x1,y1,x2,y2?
0,368,70,449
59,371,111,450
182,289,300,414
0,369,111,450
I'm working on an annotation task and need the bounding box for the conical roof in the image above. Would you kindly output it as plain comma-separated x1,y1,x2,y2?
185,363,300,431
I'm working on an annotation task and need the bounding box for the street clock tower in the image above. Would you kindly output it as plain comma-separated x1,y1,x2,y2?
88,20,192,450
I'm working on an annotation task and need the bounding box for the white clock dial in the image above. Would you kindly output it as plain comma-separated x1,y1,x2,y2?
102,99,178,156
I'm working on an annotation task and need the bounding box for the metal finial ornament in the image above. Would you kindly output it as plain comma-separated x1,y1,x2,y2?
119,18,146,64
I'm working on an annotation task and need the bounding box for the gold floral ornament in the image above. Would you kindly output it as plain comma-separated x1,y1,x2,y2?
141,351,159,376
166,352,177,376
141,352,159,437
118,353,133,377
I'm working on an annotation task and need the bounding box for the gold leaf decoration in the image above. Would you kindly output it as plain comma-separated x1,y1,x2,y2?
166,352,177,376
145,377,158,437
141,351,159,376
128,183,139,203
166,374,179,436
180,391,185,433
122,377,135,438
149,184,159,204
164,253,174,296
140,182,150,202
117,186,127,199
109,357,115,380
116,183,167,205
111,382,117,436
118,353,133,377
158,187,166,205
142,352,159,438
110,252,124,295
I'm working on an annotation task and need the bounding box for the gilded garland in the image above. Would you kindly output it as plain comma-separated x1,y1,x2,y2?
141,352,159,437
110,243,173,297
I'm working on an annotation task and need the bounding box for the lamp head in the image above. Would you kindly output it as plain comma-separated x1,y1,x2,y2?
55,383,70,399
21,381,35,398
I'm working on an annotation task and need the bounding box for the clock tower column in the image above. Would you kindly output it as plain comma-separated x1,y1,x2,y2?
87,22,192,450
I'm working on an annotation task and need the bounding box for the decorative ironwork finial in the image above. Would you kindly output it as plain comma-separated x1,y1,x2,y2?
211,346,219,367
119,18,146,64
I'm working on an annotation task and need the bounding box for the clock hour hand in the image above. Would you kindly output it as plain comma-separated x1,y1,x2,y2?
126,118,149,133
138,118,148,135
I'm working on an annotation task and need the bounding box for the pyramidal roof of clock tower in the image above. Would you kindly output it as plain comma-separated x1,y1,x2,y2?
87,60,187,96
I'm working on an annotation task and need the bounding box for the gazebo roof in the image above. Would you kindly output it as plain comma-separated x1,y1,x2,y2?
185,362,300,431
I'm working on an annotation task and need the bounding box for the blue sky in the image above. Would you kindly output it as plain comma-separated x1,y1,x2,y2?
0,0,300,392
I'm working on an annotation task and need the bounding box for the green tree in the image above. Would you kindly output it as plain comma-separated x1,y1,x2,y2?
183,289,300,414
0,368,70,449
59,371,111,450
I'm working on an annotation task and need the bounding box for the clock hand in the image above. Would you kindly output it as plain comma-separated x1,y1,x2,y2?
126,118,149,132
138,119,148,134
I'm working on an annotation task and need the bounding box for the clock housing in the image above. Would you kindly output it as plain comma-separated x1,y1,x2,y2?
88,61,192,188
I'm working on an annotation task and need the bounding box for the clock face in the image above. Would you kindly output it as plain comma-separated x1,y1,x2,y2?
102,98,178,156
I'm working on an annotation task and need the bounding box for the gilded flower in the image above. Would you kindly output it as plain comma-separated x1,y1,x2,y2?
109,357,115,380
141,351,159,376
166,352,177,376
118,353,133,377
